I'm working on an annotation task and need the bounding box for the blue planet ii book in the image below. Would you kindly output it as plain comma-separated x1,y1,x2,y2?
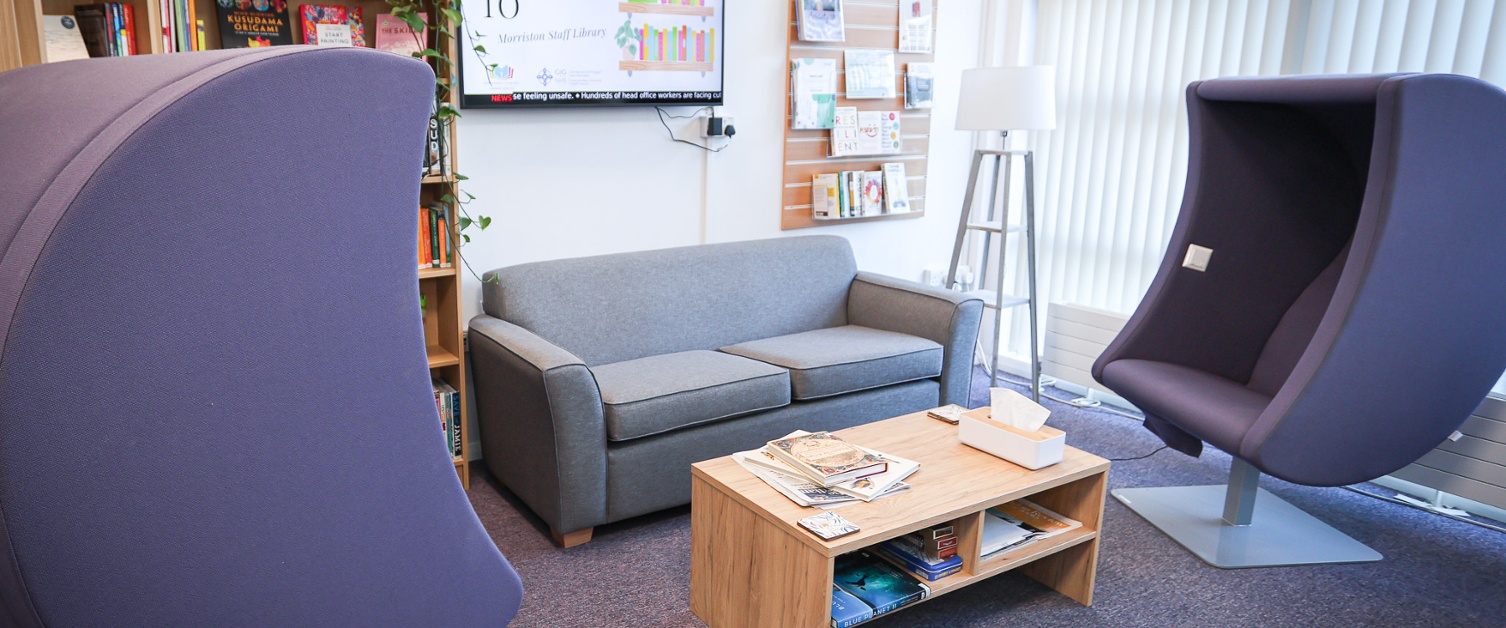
833,550,929,617
830,584,873,628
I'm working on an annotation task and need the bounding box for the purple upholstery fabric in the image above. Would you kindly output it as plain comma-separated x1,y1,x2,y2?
0,48,522,625
1095,73,1506,486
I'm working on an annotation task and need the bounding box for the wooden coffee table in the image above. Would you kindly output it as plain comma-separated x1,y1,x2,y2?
689,410,1110,627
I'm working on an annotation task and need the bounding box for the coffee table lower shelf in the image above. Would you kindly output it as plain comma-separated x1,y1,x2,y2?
687,411,1110,627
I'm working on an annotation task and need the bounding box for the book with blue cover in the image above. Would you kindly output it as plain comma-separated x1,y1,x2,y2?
830,584,873,627
871,539,962,581
833,550,929,616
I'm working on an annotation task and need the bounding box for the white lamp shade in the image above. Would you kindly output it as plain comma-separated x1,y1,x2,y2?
955,66,1057,132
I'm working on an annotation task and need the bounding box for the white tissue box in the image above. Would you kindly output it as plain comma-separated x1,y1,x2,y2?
958,407,1065,470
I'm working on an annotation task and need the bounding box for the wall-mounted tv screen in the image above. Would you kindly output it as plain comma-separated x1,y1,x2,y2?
460,0,725,108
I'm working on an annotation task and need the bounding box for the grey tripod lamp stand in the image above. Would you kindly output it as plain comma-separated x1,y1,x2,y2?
946,65,1056,401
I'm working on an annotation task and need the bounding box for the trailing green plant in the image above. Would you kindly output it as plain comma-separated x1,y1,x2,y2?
388,0,493,281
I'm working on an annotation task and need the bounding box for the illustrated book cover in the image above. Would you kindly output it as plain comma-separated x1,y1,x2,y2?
216,0,293,48
796,0,845,43
375,12,425,56
301,4,364,46
833,550,929,616
830,584,874,628
767,431,886,486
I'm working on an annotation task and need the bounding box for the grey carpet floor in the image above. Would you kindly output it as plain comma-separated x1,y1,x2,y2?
465,370,1506,627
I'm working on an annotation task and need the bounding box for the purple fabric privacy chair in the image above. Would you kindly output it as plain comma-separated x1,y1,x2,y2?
1094,73,1506,568
0,48,522,623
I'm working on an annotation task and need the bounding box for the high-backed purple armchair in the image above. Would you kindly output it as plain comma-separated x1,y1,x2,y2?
0,48,523,623
1095,73,1506,568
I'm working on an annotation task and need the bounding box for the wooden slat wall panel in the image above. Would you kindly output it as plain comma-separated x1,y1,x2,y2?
781,0,937,230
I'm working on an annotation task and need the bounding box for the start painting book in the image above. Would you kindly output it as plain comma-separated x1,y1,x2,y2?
301,4,364,47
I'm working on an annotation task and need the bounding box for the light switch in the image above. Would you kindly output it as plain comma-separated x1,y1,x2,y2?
1183,244,1213,272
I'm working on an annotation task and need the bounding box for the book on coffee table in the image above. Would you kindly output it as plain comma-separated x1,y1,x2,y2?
767,431,887,486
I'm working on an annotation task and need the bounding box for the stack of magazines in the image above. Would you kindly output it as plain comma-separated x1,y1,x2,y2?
979,498,1082,558
733,430,919,509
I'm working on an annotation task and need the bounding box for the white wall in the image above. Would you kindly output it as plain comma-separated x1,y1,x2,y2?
454,0,986,323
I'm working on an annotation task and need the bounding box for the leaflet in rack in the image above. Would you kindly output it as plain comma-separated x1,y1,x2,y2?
831,107,902,157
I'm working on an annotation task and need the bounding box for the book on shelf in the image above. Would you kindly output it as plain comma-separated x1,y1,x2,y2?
420,204,452,269
791,58,838,130
831,108,902,157
216,0,294,48
423,110,450,177
812,173,839,220
871,536,963,581
881,163,911,214
72,5,108,57
767,431,887,487
898,0,934,53
433,379,461,458
795,0,845,43
844,49,897,99
41,15,90,63
905,62,935,110
72,4,136,57
830,584,873,628
861,172,884,216
375,12,426,57
833,550,929,617
301,4,365,47
980,498,1083,557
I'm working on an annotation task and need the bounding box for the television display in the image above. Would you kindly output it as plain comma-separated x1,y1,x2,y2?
459,0,725,108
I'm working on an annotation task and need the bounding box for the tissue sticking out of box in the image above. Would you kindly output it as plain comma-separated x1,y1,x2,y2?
990,388,1051,432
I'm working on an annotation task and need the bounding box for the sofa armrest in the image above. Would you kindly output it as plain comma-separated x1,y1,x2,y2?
468,315,607,534
847,272,984,406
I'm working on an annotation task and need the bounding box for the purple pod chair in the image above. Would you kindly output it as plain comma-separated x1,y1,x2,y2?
1094,73,1506,568
0,47,522,623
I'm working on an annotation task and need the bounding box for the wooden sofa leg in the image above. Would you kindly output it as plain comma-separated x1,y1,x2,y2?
550,527,594,548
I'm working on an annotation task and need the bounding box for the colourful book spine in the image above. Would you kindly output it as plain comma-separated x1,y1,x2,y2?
196,19,204,50
122,3,135,54
184,0,196,49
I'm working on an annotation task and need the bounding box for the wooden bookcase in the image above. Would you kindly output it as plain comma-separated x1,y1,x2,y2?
0,2,471,488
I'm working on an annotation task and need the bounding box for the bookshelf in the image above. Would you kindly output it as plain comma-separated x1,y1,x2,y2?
781,0,937,230
0,1,472,489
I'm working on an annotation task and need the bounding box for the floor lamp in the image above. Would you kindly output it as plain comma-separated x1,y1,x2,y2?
946,65,1057,400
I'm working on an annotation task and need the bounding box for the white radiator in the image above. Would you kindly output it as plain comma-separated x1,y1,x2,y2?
1388,396,1506,512
1041,303,1128,400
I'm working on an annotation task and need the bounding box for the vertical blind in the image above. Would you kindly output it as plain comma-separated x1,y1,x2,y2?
1020,0,1506,331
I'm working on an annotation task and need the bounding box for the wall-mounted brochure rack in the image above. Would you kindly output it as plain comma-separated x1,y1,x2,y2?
781,0,938,230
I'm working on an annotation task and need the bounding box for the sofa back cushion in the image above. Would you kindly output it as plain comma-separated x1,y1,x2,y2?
483,236,857,365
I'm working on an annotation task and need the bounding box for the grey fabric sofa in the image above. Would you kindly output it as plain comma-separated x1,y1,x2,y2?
469,236,983,545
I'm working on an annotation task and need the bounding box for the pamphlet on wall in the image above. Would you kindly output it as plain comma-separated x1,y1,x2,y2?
898,0,934,53
797,0,846,42
905,63,935,109
882,163,911,213
792,58,839,130
844,49,897,99
831,108,902,157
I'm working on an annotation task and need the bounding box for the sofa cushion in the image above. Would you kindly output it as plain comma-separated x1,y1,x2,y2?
720,325,943,400
592,350,792,442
